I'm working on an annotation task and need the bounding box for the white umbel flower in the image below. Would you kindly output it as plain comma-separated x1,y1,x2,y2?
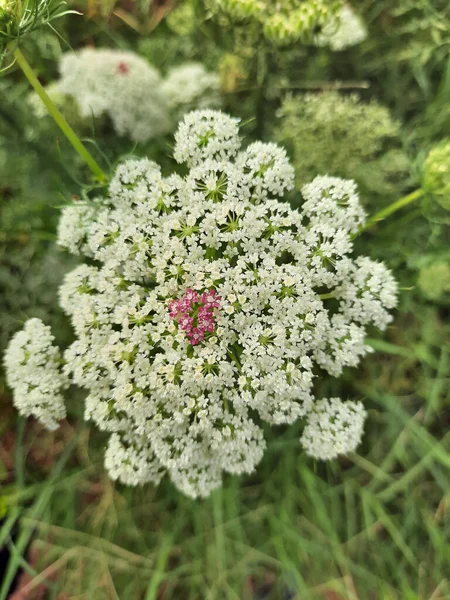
173,109,241,166
29,50,221,141
301,176,366,234
300,397,366,459
11,110,397,498
161,63,221,121
58,48,170,142
105,433,165,486
4,318,68,430
57,201,98,255
335,256,398,330
316,4,367,52
236,142,295,198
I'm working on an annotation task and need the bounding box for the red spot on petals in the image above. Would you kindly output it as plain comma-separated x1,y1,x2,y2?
117,62,129,75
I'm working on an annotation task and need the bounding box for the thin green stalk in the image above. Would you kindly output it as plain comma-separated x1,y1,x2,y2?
360,188,424,232
12,45,107,184
255,44,269,138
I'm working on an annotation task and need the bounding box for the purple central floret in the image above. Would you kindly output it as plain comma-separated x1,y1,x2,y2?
168,289,221,345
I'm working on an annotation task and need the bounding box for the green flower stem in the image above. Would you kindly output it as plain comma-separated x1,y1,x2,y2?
12,45,107,184
361,188,424,232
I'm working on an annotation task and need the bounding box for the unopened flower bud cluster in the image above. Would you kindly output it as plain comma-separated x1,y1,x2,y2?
207,0,343,45
275,91,406,197
5,110,397,498
423,140,450,211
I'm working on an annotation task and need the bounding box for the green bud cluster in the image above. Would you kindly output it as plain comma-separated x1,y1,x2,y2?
166,1,197,36
275,91,408,197
417,260,450,302
207,0,343,44
423,141,450,211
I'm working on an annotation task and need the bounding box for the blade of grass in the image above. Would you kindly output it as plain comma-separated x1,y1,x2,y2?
0,428,79,600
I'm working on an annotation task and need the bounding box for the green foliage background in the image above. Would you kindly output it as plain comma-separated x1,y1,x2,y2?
0,1,449,598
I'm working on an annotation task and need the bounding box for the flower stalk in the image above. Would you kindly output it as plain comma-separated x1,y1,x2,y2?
360,188,424,232
11,45,107,184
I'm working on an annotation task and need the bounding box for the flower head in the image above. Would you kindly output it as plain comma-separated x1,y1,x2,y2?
174,109,241,166
4,318,68,430
105,433,165,486
37,50,220,142
300,397,366,460
315,4,367,51
276,92,407,197
57,48,170,142
9,110,397,498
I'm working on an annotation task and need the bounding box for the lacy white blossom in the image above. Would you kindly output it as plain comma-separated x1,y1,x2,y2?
105,433,165,486
38,50,220,142
300,397,366,459
57,48,170,142
14,110,396,497
301,176,366,234
316,4,367,51
56,201,98,255
173,110,241,166
335,257,398,330
4,318,68,430
161,63,221,121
